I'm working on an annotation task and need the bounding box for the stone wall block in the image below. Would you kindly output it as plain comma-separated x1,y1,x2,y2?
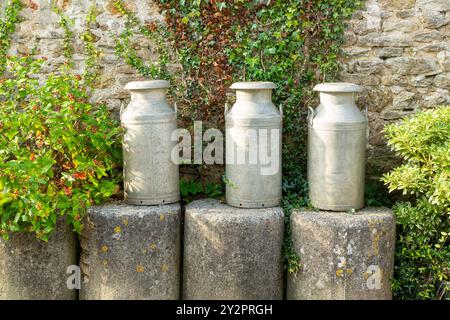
287,208,396,300
413,30,444,42
359,32,413,47
350,58,385,74
420,9,447,29
0,219,78,300
79,202,181,300
385,57,440,75
382,20,418,33
183,199,284,300
416,0,450,12
437,51,450,71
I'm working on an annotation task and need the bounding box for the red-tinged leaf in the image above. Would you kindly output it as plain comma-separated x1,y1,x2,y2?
63,186,73,197
72,172,87,180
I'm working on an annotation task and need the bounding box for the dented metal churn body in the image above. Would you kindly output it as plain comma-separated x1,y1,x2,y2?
122,80,180,205
225,82,282,208
308,82,366,211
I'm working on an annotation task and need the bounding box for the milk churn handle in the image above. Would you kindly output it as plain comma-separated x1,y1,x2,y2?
174,101,178,114
279,104,283,119
225,103,229,116
119,103,126,121
354,92,368,119
308,107,316,126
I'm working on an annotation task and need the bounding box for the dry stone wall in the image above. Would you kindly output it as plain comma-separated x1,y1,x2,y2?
339,0,450,175
7,0,167,117
4,0,450,176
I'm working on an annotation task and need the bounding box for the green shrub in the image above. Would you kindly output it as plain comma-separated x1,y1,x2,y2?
179,179,224,203
0,55,122,241
382,106,450,300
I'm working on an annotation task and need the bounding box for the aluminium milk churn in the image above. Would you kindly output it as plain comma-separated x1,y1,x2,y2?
122,80,180,205
308,82,366,211
225,81,282,208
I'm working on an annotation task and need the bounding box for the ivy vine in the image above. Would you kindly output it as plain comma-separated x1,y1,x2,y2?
52,4,75,65
0,0,22,73
80,2,102,87
113,0,172,80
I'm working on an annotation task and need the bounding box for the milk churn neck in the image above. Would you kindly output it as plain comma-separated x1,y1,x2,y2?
313,82,362,93
125,80,170,90
235,90,273,104
230,81,276,105
230,82,277,90
125,80,170,103
314,82,362,107
129,88,168,103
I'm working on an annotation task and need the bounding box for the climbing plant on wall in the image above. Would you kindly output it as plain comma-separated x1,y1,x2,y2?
0,0,22,73
80,3,103,87
113,0,172,81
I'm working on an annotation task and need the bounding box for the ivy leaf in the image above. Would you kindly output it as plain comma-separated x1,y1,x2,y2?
216,2,227,11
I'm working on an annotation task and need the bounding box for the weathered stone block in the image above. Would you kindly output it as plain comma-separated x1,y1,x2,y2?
342,47,371,57
420,9,447,29
359,32,412,47
433,73,450,88
354,20,379,36
287,208,395,300
422,88,450,107
396,9,417,19
380,0,415,10
369,120,388,146
411,74,435,87
381,73,408,86
344,30,358,46
437,51,450,72
420,43,450,53
385,56,439,75
340,72,381,86
183,199,284,300
376,47,403,59
357,86,392,112
0,219,78,300
392,89,416,109
413,30,443,43
79,202,181,300
416,0,450,12
382,20,418,33
350,58,384,74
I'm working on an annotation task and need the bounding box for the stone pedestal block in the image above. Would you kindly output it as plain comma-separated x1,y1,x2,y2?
79,202,181,300
287,208,396,300
0,219,78,300
183,199,284,300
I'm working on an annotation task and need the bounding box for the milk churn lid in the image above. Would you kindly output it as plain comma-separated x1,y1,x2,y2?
230,81,277,90
125,80,170,90
313,82,362,93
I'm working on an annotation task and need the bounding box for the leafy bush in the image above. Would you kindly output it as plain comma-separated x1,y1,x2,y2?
0,55,122,241
179,179,223,203
382,106,450,300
